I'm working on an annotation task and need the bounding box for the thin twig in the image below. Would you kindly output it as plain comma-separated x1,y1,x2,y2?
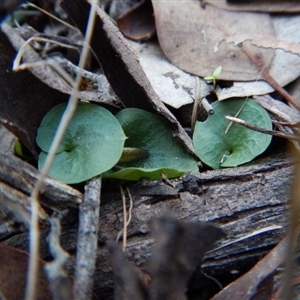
73,175,102,300
25,2,98,300
202,98,214,115
225,116,300,141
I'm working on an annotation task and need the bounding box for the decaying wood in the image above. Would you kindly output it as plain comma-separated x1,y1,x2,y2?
0,152,82,238
73,176,102,300
1,151,294,298
0,152,82,211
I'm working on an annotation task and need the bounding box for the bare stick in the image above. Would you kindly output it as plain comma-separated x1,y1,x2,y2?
225,116,300,141
202,98,214,115
73,175,102,300
25,2,98,300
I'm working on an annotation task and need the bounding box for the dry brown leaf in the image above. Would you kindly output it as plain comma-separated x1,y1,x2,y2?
212,237,288,300
0,245,51,300
206,0,300,13
117,0,155,41
152,1,274,81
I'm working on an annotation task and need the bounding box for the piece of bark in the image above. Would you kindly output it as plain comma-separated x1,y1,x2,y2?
0,152,82,212
2,152,294,298
0,152,82,239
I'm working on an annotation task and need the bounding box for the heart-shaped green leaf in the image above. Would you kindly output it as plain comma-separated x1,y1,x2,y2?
37,102,126,184
104,108,198,180
193,98,272,169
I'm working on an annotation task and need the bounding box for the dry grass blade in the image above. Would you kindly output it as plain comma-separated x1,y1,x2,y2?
117,186,133,251
24,1,99,299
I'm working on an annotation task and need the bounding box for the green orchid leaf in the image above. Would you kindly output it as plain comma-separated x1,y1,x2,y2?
37,102,126,184
193,98,272,169
104,167,185,181
104,108,198,180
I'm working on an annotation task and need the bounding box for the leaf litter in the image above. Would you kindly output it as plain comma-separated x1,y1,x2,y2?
0,1,299,298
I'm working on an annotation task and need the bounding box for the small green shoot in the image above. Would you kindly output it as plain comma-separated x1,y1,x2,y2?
15,140,24,157
204,66,222,88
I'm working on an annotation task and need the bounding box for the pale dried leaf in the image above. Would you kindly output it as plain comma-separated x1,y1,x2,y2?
206,0,300,13
254,95,300,123
129,41,210,108
217,14,300,99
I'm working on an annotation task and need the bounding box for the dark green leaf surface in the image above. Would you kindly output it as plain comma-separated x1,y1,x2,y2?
37,103,126,184
193,98,272,169
105,108,198,180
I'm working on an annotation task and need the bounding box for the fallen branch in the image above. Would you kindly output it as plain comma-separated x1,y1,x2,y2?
73,176,102,300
